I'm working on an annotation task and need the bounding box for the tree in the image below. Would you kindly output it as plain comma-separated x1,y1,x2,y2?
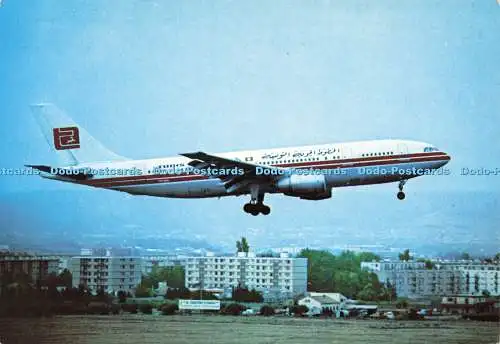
58,269,73,288
236,237,250,253
357,284,380,301
358,252,381,262
482,290,491,297
385,280,397,301
297,249,383,298
460,252,471,260
135,285,151,298
155,266,185,289
117,290,128,303
424,260,435,270
398,249,412,262
139,266,185,290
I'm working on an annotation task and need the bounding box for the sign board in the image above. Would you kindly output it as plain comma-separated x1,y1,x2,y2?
178,299,220,311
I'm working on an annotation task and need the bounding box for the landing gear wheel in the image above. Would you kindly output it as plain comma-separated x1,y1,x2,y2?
243,203,271,215
244,186,271,215
397,191,406,200
261,205,271,215
243,203,253,213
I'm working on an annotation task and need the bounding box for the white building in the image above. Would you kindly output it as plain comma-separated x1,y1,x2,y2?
298,295,341,314
309,292,348,305
69,256,143,294
362,260,500,298
185,252,307,299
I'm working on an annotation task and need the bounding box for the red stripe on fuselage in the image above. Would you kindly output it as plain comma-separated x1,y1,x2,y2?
78,152,449,188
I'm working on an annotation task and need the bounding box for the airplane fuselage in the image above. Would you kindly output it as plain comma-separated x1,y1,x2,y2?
43,139,450,199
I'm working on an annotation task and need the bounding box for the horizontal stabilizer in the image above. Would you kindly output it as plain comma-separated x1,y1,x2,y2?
25,165,93,181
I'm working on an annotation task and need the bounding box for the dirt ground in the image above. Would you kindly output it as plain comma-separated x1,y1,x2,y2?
0,314,498,344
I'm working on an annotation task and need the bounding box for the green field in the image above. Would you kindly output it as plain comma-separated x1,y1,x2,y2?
0,315,498,344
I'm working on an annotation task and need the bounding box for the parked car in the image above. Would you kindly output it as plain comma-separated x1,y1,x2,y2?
242,309,256,316
417,309,427,316
385,311,395,320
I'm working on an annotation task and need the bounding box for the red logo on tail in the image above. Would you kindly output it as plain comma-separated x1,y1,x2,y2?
53,127,80,150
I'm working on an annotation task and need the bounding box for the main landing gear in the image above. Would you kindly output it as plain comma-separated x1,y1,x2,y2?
243,202,270,216
243,185,271,216
397,180,406,200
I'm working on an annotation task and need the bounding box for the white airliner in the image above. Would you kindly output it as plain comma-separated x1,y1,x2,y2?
28,104,451,216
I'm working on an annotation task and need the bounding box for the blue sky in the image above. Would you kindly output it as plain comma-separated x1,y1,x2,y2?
0,0,499,253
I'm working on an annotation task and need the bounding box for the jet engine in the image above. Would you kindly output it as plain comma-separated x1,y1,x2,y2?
276,174,332,200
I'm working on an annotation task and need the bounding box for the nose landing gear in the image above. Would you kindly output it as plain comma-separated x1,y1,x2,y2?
397,180,406,200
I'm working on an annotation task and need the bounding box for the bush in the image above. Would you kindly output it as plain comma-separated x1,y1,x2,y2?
259,305,275,316
407,308,424,320
396,299,409,309
232,287,263,303
221,303,246,316
139,303,153,314
160,303,178,315
122,303,138,314
86,302,110,315
290,305,308,316
111,304,122,315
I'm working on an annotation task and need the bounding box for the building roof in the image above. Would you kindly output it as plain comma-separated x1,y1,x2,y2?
309,292,347,303
309,295,339,304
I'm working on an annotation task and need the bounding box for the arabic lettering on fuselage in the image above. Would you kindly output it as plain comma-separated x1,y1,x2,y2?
318,148,335,155
260,147,337,160
262,149,321,160
262,151,289,160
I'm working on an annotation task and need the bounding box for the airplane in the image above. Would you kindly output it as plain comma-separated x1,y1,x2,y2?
27,104,451,216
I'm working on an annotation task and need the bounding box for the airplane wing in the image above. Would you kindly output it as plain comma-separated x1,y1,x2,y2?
180,151,287,193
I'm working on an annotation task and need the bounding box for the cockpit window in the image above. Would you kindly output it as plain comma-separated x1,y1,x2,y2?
424,147,439,152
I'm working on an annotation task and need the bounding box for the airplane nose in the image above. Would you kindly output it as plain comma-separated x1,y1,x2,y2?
443,152,451,164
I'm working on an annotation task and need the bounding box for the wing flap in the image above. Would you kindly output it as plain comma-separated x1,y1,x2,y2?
180,151,285,193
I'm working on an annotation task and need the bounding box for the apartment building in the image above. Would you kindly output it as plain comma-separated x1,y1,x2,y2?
69,256,143,294
361,260,500,298
0,252,59,285
185,252,307,298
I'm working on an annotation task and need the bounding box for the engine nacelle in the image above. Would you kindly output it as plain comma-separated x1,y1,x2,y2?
276,174,332,200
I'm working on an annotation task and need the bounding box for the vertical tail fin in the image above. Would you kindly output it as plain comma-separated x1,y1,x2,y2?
30,103,128,166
